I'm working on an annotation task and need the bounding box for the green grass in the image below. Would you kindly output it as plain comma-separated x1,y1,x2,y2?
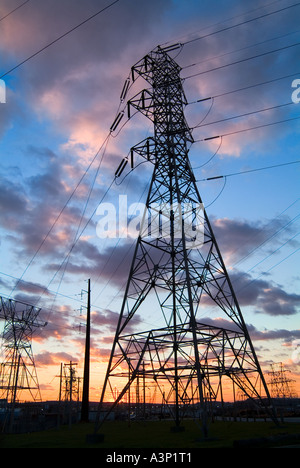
0,419,300,448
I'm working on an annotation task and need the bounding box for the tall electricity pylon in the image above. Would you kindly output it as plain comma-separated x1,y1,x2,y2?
0,296,46,405
268,363,296,399
96,45,276,433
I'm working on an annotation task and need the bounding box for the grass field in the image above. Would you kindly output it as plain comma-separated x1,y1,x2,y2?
1,419,300,448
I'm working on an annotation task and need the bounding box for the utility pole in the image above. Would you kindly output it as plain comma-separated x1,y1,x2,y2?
81,279,91,422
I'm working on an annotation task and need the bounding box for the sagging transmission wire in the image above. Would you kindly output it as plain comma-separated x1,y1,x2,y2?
0,0,30,22
182,27,300,74
182,40,300,81
8,67,137,300
191,101,294,132
186,71,300,106
174,1,300,49
192,114,300,144
0,0,121,79
196,159,300,183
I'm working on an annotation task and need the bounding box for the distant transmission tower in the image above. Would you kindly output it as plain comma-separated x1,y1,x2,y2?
59,361,81,427
268,362,296,399
61,361,80,403
96,45,276,433
0,296,46,404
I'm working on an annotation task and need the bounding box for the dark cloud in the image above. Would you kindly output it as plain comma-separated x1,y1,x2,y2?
12,292,43,307
92,307,142,334
35,350,76,367
46,237,135,288
13,279,53,297
210,214,300,268
197,315,300,347
36,305,77,341
27,156,66,200
255,286,300,317
247,324,300,343
230,269,300,317
0,177,28,229
0,147,109,263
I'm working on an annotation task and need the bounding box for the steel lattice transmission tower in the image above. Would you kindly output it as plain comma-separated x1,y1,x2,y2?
268,363,297,399
0,296,46,404
61,361,80,403
96,45,276,431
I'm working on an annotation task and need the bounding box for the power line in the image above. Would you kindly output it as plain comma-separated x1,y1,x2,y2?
1,0,297,81
187,71,300,104
160,0,283,47
194,114,300,143
161,0,290,48
192,137,223,170
247,232,299,273
4,52,130,306
196,159,300,182
42,136,112,317
227,199,300,267
9,132,112,298
236,244,300,296
234,213,300,268
32,175,116,310
0,269,115,319
204,176,227,209
183,41,300,80
233,245,300,311
0,273,82,305
4,169,117,319
0,0,30,22
183,28,300,72
261,245,300,273
182,1,300,46
92,180,150,305
0,0,120,79
192,102,293,131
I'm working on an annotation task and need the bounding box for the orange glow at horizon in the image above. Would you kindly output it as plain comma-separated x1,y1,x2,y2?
33,359,300,406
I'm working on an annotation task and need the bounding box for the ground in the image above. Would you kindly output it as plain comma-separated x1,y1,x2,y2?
1,419,300,448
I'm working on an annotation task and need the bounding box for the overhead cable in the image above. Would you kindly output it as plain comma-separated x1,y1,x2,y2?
197,160,300,182
183,41,300,80
160,0,294,47
0,0,30,22
236,246,300,295
183,28,300,72
187,71,300,104
0,0,120,79
182,1,300,46
9,132,112,297
194,114,300,143
226,198,300,267
32,174,116,310
192,102,293,130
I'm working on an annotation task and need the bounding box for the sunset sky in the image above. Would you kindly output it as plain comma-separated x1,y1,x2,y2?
0,0,300,403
